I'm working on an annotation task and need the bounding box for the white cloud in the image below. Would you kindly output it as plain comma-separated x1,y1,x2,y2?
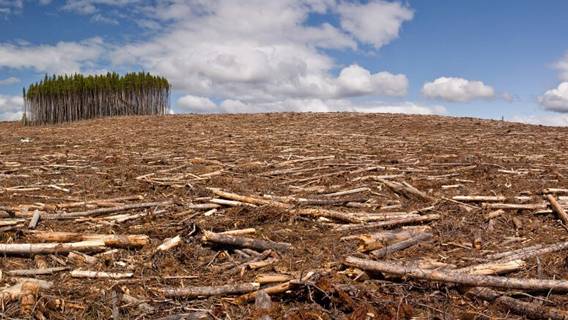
337,0,413,48
538,82,568,112
422,77,495,102
112,1,410,107
62,0,139,15
337,64,407,97
176,96,444,116
0,37,104,74
511,114,568,127
177,95,217,113
0,95,24,121
0,0,23,15
0,77,20,85
556,52,568,82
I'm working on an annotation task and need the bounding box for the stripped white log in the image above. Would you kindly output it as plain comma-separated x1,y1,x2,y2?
156,235,182,252
209,199,257,207
28,210,41,229
322,187,370,197
482,203,548,210
0,240,106,255
453,196,506,202
70,270,133,279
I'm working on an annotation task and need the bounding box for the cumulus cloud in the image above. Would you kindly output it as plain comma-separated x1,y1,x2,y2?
511,114,568,127
556,52,568,82
422,77,495,102
0,0,23,15
112,1,410,108
0,37,104,74
0,77,20,85
0,95,24,121
62,0,140,15
177,95,217,113
538,82,568,112
337,0,413,48
176,96,444,116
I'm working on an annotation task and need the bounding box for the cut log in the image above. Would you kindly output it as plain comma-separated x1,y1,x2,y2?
453,196,506,202
492,240,568,262
46,201,172,220
28,231,149,248
482,203,548,210
156,235,182,252
378,179,433,201
163,282,260,298
209,198,257,207
0,240,106,255
202,231,292,252
370,232,433,258
0,279,52,303
468,287,568,320
70,270,133,279
546,194,568,225
56,195,144,209
28,210,41,229
334,214,440,232
344,256,568,291
255,274,293,284
6,267,68,276
323,187,370,197
209,188,288,208
68,252,98,265
235,281,291,304
456,259,526,275
220,228,256,236
293,208,363,223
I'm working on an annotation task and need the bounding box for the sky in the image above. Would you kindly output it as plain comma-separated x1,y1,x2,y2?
1,0,568,126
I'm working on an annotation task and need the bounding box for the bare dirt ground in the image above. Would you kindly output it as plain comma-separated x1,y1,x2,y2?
1,113,568,319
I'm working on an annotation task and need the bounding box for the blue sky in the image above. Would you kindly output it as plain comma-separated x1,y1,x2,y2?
1,0,568,125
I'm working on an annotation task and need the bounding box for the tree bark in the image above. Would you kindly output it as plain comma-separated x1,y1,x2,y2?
345,256,568,291
163,283,260,298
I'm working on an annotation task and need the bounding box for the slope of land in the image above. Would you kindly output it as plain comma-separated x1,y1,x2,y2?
1,113,568,319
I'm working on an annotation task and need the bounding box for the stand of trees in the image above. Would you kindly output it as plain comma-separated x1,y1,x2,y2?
23,72,170,125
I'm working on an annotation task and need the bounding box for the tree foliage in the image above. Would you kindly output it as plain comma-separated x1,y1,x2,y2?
23,72,170,125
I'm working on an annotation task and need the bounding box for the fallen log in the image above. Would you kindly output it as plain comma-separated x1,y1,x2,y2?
28,210,41,229
202,231,292,252
235,281,291,304
485,243,546,260
27,231,149,248
6,267,68,276
494,240,568,262
209,188,288,208
344,256,568,291
163,282,260,298
293,208,364,223
155,235,182,252
334,214,440,232
468,287,568,320
456,259,526,275
453,196,506,202
0,279,52,303
45,201,172,220
322,187,370,197
0,240,106,255
378,179,433,201
482,203,548,210
370,233,433,258
70,270,133,279
546,194,568,225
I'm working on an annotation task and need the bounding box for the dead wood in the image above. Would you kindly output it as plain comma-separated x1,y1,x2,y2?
345,256,568,291
202,231,292,252
370,232,433,258
162,283,260,298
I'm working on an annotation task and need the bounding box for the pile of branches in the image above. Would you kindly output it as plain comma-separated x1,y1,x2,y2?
22,72,170,125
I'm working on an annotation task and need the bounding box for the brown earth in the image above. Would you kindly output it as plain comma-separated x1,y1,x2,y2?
1,112,568,319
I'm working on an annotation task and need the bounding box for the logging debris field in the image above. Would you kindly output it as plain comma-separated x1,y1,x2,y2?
2,113,568,319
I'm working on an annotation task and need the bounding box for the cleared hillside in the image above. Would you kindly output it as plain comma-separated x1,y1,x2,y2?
1,113,568,319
